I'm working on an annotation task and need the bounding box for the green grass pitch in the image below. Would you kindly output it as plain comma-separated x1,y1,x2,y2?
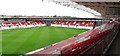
1,26,88,56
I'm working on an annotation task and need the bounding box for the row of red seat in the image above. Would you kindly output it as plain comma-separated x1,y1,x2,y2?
60,27,113,55
52,20,94,26
0,20,45,26
61,22,117,56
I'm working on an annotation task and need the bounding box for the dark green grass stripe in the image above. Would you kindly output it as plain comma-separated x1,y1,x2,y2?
2,28,32,46
3,28,38,54
2,29,26,46
12,28,43,54
13,27,48,54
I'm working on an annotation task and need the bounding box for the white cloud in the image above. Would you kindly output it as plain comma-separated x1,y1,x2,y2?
0,0,95,18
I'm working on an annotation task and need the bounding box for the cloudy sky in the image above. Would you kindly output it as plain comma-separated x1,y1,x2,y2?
0,0,95,18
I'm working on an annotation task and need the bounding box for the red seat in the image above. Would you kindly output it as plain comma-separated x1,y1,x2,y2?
40,21,45,24
70,21,76,26
88,22,94,26
21,22,27,25
11,22,19,26
79,22,87,26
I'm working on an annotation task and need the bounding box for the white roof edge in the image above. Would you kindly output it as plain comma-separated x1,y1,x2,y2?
45,0,101,16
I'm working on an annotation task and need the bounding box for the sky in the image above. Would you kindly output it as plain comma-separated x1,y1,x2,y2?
0,0,95,18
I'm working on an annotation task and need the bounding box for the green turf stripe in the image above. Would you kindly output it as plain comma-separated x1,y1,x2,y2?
3,28,37,54
2,28,31,46
13,27,46,54
0,31,2,55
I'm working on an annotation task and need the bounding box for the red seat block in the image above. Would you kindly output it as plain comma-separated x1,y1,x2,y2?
79,22,87,26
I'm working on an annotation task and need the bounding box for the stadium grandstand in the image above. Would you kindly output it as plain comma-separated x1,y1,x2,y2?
0,0,120,56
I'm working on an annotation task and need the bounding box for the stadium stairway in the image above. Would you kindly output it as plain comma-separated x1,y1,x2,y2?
105,24,120,56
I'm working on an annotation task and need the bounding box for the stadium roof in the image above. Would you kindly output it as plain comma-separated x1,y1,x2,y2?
0,0,97,18
47,0,101,16
48,0,120,18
